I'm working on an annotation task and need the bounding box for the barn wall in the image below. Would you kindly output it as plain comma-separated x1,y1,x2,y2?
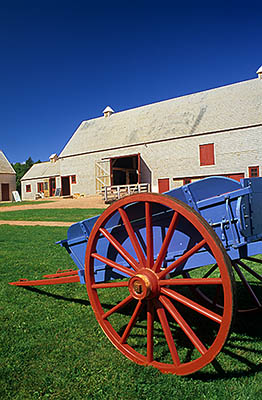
58,125,262,195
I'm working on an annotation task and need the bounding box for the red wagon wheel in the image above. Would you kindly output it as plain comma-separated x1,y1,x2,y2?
85,193,235,375
185,257,262,313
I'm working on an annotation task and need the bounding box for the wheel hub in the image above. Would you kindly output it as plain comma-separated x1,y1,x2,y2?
128,269,159,300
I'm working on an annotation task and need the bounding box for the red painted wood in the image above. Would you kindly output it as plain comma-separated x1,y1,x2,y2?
49,177,56,197
118,207,146,266
43,270,78,278
153,211,179,272
85,193,234,375
248,166,259,178
145,202,154,268
199,143,215,166
159,295,207,355
9,275,80,286
226,173,244,182
158,178,170,193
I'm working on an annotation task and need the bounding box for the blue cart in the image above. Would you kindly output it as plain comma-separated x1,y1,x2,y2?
10,176,262,375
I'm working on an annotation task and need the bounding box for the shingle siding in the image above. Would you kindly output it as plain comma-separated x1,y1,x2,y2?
21,76,262,199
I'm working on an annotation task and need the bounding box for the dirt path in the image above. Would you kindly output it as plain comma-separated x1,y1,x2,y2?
0,195,107,226
0,195,107,212
0,220,73,226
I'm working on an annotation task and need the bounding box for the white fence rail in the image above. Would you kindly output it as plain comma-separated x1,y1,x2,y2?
103,183,150,203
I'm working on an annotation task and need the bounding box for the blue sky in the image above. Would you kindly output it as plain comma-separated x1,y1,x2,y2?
1,0,262,163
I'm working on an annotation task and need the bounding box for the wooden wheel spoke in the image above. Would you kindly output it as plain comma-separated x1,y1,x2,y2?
203,263,218,278
153,212,179,273
159,295,207,355
118,207,146,267
159,277,223,286
136,230,147,255
236,260,262,282
147,300,154,363
145,202,154,269
232,262,262,308
158,239,207,279
154,299,180,366
161,287,222,324
92,281,129,289
86,193,234,375
92,253,135,277
212,283,223,306
99,227,140,271
103,294,133,319
120,300,144,344
246,256,262,265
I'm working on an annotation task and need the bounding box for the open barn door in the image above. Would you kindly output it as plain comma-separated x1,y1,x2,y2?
95,160,110,193
110,154,140,185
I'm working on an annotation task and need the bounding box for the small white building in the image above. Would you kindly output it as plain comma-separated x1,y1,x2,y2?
21,67,262,200
0,150,16,201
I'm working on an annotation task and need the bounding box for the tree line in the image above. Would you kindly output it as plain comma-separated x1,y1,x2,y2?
12,157,41,193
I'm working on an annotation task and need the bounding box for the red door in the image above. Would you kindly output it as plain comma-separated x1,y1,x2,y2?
49,178,56,196
158,178,170,193
226,173,244,182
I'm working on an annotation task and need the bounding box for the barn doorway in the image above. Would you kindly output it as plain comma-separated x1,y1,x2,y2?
1,183,9,201
110,154,140,186
61,176,70,196
49,178,56,197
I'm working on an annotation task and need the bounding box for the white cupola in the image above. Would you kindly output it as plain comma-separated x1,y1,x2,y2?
256,66,262,80
103,106,114,118
49,153,58,163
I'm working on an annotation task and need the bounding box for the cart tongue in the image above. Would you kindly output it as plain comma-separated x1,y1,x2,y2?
9,268,80,286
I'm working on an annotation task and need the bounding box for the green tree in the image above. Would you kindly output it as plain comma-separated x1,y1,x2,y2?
12,157,40,194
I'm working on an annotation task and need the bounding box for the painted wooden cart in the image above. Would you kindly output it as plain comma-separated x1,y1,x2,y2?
10,176,262,375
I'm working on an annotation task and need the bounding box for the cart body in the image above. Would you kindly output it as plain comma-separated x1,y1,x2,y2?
58,176,262,284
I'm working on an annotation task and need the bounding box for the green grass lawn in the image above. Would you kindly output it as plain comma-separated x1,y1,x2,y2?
1,225,262,400
0,200,52,207
0,208,105,222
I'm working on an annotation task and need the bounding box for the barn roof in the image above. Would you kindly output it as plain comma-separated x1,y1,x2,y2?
0,150,15,174
21,160,60,181
59,78,262,158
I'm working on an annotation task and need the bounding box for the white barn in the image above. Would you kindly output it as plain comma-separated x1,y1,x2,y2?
21,67,262,200
0,150,16,201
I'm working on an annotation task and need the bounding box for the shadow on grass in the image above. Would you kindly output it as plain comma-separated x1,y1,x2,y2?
191,312,262,380
191,356,262,381
20,286,111,310
18,286,262,380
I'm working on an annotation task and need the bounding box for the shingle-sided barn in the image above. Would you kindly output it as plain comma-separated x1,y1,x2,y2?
21,68,262,201
0,150,16,201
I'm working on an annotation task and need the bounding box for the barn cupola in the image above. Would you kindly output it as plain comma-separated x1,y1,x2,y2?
103,106,114,118
49,153,58,163
256,66,262,80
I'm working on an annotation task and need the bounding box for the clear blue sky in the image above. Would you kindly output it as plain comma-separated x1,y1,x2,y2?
1,0,261,163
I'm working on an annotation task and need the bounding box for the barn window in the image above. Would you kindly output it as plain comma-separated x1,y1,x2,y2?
71,175,77,184
199,144,215,166
249,166,259,177
26,184,31,192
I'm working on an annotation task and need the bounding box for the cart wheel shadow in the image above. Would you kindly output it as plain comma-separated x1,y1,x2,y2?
19,286,262,379
191,311,262,380
20,286,114,309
